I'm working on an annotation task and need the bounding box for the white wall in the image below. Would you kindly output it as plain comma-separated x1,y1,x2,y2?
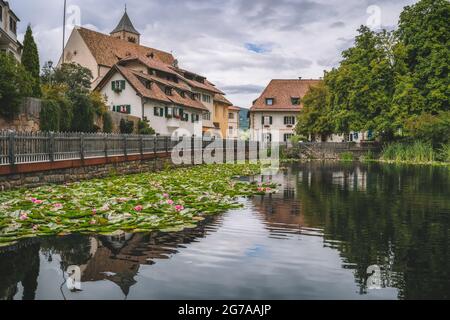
227,110,239,139
250,111,298,142
100,72,143,119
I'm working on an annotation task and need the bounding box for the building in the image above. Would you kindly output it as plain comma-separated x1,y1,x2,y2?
0,0,21,60
249,79,321,142
227,106,240,139
213,94,233,138
62,9,231,136
239,108,250,131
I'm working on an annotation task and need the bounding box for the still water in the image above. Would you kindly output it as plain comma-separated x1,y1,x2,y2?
0,162,449,300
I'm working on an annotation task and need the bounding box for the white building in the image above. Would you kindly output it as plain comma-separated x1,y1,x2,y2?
0,0,21,60
249,79,321,142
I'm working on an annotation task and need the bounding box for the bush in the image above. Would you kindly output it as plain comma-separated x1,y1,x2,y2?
119,119,134,134
340,152,354,162
103,113,113,133
405,112,450,147
381,141,435,163
361,150,376,162
71,93,95,132
138,120,155,135
438,144,450,163
41,84,73,132
39,99,60,132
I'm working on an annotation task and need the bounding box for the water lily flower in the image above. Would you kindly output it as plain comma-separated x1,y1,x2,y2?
265,188,272,192
92,209,97,215
134,205,143,212
166,199,174,205
31,198,43,204
117,198,128,203
100,204,110,211
174,205,184,212
54,203,63,209
89,219,96,225
257,187,264,192
32,225,39,231
163,193,170,198
19,213,28,221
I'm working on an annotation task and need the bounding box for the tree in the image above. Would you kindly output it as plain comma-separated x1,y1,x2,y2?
39,100,60,132
21,25,41,97
41,84,73,132
103,112,113,133
119,119,134,134
296,82,333,141
51,63,93,98
397,0,449,114
0,52,33,118
138,120,155,135
71,93,95,132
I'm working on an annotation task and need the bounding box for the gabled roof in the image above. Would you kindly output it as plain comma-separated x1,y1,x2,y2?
76,27,174,67
228,106,241,111
111,11,140,35
118,55,179,77
250,79,322,112
170,67,224,95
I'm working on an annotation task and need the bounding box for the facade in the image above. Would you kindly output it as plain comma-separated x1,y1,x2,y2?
213,94,233,138
0,0,21,60
227,106,240,139
62,9,231,136
250,79,321,142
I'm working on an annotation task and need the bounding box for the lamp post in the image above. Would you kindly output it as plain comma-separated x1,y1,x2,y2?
62,0,67,64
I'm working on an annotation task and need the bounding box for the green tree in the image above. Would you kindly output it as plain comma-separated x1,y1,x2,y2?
396,0,449,114
41,84,73,132
138,120,155,135
0,52,33,118
51,63,93,98
296,82,333,141
119,119,134,134
71,93,95,132
103,112,113,133
39,99,60,132
21,25,41,97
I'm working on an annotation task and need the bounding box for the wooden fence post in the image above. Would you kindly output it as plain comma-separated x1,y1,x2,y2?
49,132,55,162
80,133,85,161
165,136,169,153
154,136,157,155
8,132,15,166
104,134,108,158
123,135,128,158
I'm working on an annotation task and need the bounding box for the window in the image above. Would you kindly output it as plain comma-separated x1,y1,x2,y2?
180,91,186,98
191,113,200,123
165,87,173,96
265,98,274,106
9,17,16,34
263,133,272,142
154,107,164,117
291,97,300,105
112,80,126,92
165,106,173,118
284,134,294,142
228,112,234,120
262,116,273,125
203,112,211,121
193,93,201,100
0,6,3,23
202,94,211,103
229,126,234,135
284,116,295,125
112,105,131,114
181,112,189,122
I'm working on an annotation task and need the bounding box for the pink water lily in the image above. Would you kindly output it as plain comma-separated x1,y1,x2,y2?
117,197,128,203
174,205,184,212
100,204,110,211
32,225,39,231
134,205,143,212
31,198,43,204
54,203,63,209
89,219,96,225
92,209,97,215
163,193,170,198
166,199,174,205
19,213,28,221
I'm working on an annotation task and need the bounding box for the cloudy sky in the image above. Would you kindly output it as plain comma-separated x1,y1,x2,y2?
12,0,417,108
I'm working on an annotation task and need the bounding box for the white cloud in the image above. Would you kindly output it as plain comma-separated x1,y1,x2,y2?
12,0,418,107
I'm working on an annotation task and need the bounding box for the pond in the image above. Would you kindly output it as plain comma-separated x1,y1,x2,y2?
0,162,449,300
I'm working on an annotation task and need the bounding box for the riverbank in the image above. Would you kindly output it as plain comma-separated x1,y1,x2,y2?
0,164,277,247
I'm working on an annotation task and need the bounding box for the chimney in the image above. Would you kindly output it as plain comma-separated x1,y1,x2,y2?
298,77,302,80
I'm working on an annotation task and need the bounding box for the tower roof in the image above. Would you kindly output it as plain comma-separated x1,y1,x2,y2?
111,10,140,35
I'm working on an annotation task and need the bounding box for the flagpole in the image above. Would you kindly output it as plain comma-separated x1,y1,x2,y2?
62,0,67,64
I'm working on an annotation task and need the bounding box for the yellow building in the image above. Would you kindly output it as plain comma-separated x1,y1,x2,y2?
213,94,233,138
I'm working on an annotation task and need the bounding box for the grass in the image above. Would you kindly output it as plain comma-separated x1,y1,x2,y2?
381,141,436,163
0,164,276,247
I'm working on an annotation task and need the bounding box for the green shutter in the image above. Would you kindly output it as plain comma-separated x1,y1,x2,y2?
154,107,158,116
165,106,169,117
121,80,126,90
270,116,273,125
262,116,264,125
126,105,131,114
112,81,116,91
112,105,115,112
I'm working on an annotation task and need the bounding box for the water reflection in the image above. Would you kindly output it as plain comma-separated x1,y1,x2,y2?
0,162,448,300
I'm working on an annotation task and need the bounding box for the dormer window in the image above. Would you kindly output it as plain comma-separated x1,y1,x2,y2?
291,97,300,105
180,91,186,98
165,87,173,96
265,98,274,106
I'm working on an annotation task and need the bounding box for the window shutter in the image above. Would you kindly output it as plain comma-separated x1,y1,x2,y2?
269,116,273,125
262,116,265,125
112,81,116,91
165,106,169,117
121,80,126,90
284,117,287,125
154,107,158,116
112,105,116,112
126,105,131,114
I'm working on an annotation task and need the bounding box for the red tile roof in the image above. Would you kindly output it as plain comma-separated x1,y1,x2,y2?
77,27,175,67
250,79,322,111
214,94,233,106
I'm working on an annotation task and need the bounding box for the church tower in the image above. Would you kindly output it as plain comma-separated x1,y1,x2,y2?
110,7,141,44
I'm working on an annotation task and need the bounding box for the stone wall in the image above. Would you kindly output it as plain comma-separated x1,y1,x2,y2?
0,156,177,191
0,98,42,132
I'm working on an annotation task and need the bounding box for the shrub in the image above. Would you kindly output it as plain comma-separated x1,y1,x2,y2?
340,152,354,162
138,120,155,135
362,150,376,162
103,112,113,133
119,119,134,134
438,144,450,163
71,93,95,132
40,99,60,132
